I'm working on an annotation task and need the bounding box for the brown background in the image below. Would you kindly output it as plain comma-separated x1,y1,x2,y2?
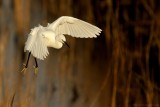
0,0,160,107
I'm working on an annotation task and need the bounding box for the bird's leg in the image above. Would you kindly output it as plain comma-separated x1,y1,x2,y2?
34,58,38,75
21,52,31,74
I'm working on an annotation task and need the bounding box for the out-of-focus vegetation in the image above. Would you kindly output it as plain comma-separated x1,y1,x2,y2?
0,0,160,107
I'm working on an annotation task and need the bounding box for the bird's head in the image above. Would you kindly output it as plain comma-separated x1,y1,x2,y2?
56,34,70,48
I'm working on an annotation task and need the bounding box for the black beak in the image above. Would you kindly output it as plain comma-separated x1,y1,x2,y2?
62,40,70,48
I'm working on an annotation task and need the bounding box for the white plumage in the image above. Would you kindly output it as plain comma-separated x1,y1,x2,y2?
24,16,102,60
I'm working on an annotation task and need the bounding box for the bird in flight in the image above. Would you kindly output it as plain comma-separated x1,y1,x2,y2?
21,16,102,75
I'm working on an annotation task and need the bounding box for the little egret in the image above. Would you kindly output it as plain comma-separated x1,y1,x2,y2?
21,16,102,74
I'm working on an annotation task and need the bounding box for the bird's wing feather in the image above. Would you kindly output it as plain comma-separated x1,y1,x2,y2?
24,26,49,60
47,16,102,38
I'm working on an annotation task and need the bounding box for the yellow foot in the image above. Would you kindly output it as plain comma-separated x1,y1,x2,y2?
20,64,27,74
33,66,38,75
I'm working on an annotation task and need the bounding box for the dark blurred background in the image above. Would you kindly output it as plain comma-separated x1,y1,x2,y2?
0,0,160,107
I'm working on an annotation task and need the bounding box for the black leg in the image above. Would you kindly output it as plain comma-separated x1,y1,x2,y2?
25,52,31,68
21,52,31,74
34,58,38,75
34,58,38,68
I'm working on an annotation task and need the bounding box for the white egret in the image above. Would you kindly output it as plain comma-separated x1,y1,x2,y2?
21,16,102,74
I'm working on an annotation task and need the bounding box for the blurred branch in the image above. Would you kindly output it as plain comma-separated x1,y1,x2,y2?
10,93,16,107
14,0,30,46
124,61,132,107
141,0,155,18
89,67,111,107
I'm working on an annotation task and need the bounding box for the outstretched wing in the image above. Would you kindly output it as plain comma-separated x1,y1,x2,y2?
47,16,102,38
24,26,49,60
